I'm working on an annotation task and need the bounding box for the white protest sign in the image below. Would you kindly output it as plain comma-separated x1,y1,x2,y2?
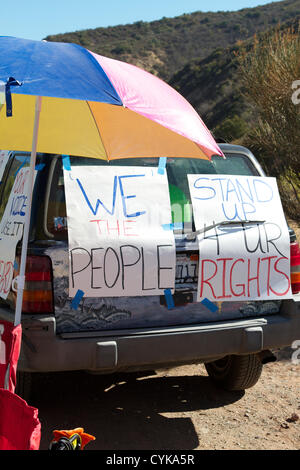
188,174,292,302
64,166,176,297
0,151,10,181
0,166,33,299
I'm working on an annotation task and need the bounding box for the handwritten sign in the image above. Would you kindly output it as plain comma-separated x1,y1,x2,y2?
64,166,176,297
188,174,292,302
0,151,10,181
0,167,33,299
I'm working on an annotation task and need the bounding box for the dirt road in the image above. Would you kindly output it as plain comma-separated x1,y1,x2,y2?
32,347,299,451
33,219,300,451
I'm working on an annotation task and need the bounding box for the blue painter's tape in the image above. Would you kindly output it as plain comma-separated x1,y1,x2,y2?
201,298,218,313
158,157,167,175
62,155,71,171
162,222,183,231
35,163,45,171
5,77,22,117
71,289,84,310
164,288,175,310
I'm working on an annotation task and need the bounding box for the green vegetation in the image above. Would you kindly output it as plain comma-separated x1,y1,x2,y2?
45,0,300,81
168,45,250,136
237,24,300,219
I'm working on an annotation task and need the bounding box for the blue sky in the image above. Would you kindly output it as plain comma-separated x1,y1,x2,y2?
1,0,282,41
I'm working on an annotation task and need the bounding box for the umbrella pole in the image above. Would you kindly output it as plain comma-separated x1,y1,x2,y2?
14,96,42,326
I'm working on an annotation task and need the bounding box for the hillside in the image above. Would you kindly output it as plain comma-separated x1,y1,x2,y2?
169,44,248,141
169,14,300,141
45,1,300,221
45,0,300,81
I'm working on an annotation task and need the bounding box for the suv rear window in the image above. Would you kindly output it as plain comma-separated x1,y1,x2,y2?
45,153,259,240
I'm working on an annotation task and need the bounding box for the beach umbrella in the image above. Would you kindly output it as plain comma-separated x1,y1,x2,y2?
0,36,222,161
0,35,223,327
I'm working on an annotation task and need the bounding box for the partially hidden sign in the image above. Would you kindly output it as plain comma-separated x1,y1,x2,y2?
64,166,176,297
0,167,32,299
188,174,292,302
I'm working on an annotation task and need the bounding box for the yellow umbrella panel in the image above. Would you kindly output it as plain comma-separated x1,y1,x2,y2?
0,94,210,160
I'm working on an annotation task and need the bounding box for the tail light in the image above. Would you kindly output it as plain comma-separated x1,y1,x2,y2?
15,255,54,313
290,241,300,294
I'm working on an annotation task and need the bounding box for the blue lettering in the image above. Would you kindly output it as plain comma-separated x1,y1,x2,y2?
193,177,216,200
76,177,118,216
241,202,256,219
222,203,242,221
236,178,254,203
211,177,227,201
10,195,27,217
253,179,273,203
222,201,256,221
226,178,240,202
118,175,146,218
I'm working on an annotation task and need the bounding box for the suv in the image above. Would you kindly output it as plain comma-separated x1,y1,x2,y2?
0,143,299,399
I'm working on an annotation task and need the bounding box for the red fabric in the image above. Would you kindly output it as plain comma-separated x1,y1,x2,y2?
0,389,41,450
0,320,22,393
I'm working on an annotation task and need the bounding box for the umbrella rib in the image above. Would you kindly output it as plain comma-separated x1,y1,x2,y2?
86,101,110,161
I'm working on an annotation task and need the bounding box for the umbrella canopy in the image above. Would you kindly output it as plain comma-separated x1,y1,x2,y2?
0,36,222,160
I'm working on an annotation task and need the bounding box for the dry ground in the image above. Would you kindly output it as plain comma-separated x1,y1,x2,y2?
154,356,299,450
35,349,299,451
35,219,300,451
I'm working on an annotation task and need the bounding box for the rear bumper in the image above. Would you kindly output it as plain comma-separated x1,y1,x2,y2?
1,298,299,373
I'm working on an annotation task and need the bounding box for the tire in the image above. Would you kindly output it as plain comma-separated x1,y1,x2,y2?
15,370,33,403
204,354,263,391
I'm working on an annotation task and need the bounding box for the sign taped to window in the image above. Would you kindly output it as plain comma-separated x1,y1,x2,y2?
64,166,176,298
188,174,292,302
0,167,34,299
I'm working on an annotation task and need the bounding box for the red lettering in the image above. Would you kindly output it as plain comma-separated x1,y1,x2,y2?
106,219,120,236
230,258,246,297
247,258,261,297
199,255,291,301
90,219,137,237
123,220,137,236
261,256,277,296
0,261,4,292
0,261,13,295
13,169,28,194
90,219,106,235
269,257,291,296
216,258,233,299
199,259,217,299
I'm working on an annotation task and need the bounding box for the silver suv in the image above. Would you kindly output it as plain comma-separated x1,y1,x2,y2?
0,143,299,400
